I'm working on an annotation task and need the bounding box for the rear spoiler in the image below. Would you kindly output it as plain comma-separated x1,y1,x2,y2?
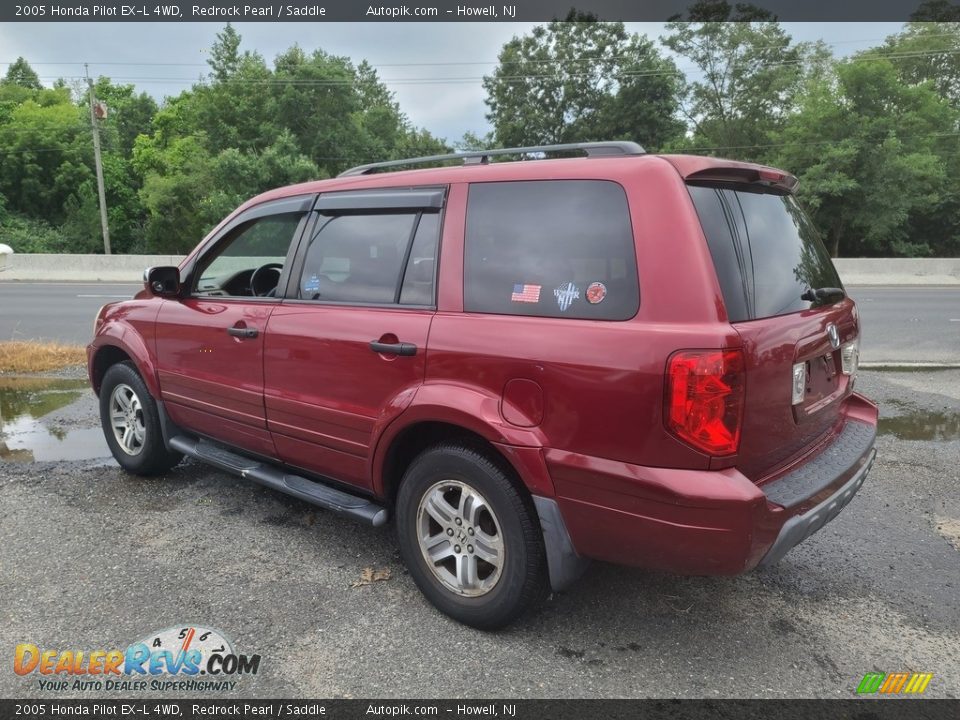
685,166,799,194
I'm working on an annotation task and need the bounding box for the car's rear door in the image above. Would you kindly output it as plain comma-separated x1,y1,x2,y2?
154,196,312,458
687,180,860,481
263,187,443,490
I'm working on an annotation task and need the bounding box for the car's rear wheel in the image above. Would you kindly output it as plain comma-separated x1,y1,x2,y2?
99,362,182,476
396,443,547,629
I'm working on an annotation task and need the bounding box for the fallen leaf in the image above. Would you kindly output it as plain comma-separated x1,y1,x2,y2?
351,566,392,588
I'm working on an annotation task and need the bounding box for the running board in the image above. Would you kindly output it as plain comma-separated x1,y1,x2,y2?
168,435,388,527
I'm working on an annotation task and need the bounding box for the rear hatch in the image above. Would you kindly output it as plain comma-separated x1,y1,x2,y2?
686,172,859,482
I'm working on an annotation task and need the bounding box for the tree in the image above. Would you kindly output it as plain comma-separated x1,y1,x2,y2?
483,13,684,150
662,14,808,159
2,57,42,90
90,78,158,153
773,58,958,257
0,97,91,220
667,0,776,22
208,23,242,82
910,0,960,21
873,21,960,106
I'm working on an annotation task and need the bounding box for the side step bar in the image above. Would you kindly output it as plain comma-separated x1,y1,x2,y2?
168,435,388,527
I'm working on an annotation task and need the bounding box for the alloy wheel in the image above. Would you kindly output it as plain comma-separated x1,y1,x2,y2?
416,480,505,597
108,383,146,456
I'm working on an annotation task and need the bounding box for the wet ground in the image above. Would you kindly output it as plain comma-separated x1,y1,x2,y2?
0,376,108,462
4,369,958,463
0,368,957,699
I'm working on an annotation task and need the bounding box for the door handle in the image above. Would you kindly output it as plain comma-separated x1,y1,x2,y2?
369,341,417,356
227,326,259,339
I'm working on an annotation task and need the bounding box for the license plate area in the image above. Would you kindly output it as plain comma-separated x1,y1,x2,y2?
796,350,847,418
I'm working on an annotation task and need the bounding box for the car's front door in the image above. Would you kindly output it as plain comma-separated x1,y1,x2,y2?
263,187,444,490
155,196,312,458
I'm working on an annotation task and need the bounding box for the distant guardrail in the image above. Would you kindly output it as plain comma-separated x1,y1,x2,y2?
831,258,960,286
0,253,186,282
0,253,958,285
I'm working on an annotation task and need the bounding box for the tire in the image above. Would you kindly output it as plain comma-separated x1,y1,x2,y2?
395,443,548,630
99,361,182,476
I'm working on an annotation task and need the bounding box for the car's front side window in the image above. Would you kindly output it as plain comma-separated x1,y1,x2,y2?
194,213,304,298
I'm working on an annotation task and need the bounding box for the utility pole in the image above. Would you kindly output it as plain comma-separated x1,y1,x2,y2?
85,64,111,255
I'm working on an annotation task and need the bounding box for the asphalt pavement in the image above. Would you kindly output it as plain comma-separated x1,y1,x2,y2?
848,286,960,365
0,282,958,364
0,282,140,345
0,367,957,698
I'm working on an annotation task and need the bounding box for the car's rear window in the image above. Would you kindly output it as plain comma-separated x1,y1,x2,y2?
688,184,842,322
463,180,639,320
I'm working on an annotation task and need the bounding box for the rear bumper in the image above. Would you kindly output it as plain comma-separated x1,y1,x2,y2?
757,446,875,567
544,393,878,575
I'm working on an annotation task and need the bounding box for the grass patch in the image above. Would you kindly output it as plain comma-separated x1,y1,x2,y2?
0,341,86,373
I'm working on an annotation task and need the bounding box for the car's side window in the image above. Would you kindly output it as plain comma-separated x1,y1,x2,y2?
463,180,639,320
194,213,304,298
399,213,440,306
297,211,439,306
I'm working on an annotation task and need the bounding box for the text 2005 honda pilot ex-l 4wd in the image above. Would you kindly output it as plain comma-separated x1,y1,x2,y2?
89,142,877,629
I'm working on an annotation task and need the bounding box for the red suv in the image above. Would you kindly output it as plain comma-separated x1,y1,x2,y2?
88,142,877,629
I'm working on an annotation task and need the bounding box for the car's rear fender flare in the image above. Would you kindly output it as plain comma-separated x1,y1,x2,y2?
369,382,552,499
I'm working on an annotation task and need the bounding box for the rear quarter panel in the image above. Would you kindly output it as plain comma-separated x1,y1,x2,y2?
421,162,740,471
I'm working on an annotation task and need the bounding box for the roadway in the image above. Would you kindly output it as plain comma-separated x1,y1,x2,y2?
0,282,957,364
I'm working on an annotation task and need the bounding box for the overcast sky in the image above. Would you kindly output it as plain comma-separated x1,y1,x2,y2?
0,22,905,142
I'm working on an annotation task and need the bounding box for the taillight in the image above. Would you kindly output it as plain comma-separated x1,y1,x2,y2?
841,338,859,376
665,349,745,456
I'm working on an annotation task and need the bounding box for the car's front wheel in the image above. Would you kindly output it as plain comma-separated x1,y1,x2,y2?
99,361,182,476
396,443,547,629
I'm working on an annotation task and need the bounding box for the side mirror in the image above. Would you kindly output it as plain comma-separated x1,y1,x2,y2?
144,266,181,297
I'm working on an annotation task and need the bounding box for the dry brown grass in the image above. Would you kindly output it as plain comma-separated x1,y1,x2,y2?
0,341,86,373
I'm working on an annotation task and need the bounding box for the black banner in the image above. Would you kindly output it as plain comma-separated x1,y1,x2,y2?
2,699,960,720
2,0,959,23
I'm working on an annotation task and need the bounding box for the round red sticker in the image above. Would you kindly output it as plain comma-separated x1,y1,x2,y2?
586,282,607,304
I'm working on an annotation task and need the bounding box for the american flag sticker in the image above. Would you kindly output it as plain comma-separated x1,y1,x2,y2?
511,283,541,303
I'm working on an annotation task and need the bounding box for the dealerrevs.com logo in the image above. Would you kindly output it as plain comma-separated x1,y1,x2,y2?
14,625,261,693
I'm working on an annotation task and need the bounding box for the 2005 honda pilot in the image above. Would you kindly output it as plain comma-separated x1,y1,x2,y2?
88,142,877,629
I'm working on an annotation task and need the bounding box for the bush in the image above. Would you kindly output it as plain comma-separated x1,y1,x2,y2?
0,213,71,253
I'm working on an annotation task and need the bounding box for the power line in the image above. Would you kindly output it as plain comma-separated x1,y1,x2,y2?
2,133,959,158
4,30,959,69
684,131,960,153
21,48,960,89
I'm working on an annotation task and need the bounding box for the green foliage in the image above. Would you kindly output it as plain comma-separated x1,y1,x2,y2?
128,26,448,252
0,97,91,219
662,18,808,158
91,78,158,154
874,21,960,106
2,58,42,90
209,23,243,82
0,213,71,253
0,30,448,255
772,58,959,257
483,14,684,150
2,23,960,258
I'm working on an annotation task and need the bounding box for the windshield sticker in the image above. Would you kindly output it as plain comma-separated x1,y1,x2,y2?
511,284,541,303
554,282,580,312
586,282,607,305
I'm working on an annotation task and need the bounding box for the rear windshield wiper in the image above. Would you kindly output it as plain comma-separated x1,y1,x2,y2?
801,287,846,304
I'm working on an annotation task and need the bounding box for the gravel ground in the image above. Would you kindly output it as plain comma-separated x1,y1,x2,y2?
0,369,957,699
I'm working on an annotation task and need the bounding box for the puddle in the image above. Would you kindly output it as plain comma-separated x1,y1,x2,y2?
878,406,960,442
0,377,110,462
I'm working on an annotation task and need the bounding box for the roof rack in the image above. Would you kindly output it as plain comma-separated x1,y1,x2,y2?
337,141,646,177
